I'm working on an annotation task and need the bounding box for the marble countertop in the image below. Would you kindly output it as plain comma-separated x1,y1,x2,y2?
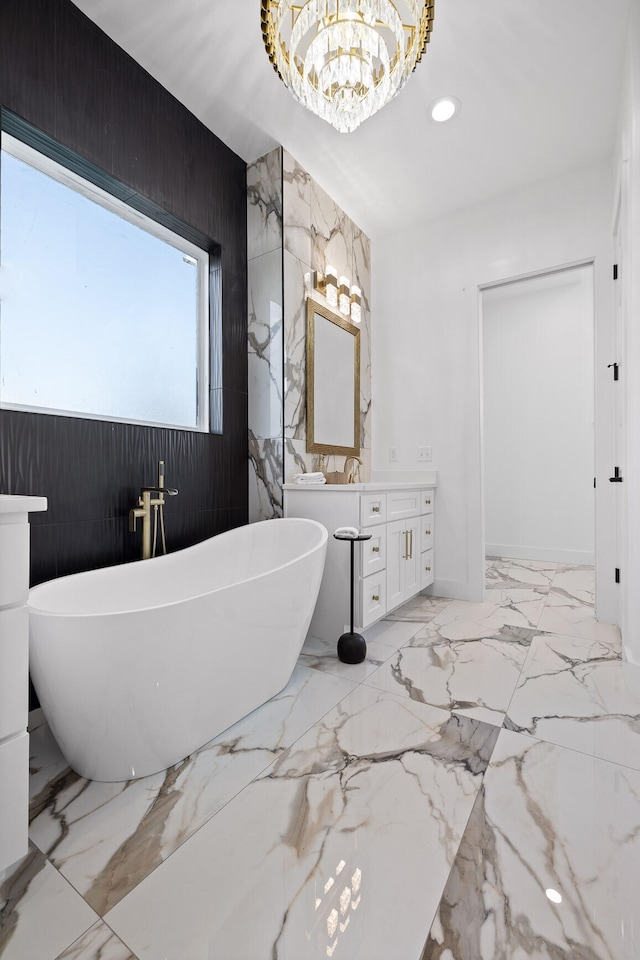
283,480,437,491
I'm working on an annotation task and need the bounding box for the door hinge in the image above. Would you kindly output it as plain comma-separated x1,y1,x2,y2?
607,362,619,381
609,466,624,483
613,264,619,280
615,567,621,584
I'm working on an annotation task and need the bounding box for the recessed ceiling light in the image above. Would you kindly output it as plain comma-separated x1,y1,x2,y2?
430,96,460,123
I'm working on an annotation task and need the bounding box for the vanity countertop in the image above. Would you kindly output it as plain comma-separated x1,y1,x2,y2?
283,479,437,492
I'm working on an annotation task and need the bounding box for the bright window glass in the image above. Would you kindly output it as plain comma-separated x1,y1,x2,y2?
0,134,209,430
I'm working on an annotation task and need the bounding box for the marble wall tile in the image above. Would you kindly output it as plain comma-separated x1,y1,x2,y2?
283,251,309,441
283,149,312,266
105,686,498,960
248,249,283,440
249,434,283,522
310,178,354,278
246,148,282,261
422,729,640,960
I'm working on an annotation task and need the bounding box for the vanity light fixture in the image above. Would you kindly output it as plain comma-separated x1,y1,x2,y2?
314,265,339,308
339,276,351,316
261,1,436,134
350,285,362,324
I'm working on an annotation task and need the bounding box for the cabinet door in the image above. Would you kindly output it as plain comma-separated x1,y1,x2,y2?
404,517,420,598
386,519,407,610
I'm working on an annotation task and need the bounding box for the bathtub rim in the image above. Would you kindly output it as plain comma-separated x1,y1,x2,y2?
28,517,328,619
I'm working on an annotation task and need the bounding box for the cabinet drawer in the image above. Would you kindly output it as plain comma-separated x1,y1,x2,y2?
421,549,435,590
420,489,435,516
387,490,420,522
359,571,386,628
360,493,387,527
361,524,386,577
420,516,434,554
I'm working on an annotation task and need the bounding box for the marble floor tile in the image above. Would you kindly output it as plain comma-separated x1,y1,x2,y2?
421,729,640,960
485,556,557,589
298,633,397,680
536,588,620,643
29,664,356,916
484,586,548,628
551,563,595,598
54,921,137,960
0,843,98,960
105,686,499,960
504,633,640,769
405,620,544,648
364,628,531,726
428,597,544,641
362,617,423,648
384,594,453,622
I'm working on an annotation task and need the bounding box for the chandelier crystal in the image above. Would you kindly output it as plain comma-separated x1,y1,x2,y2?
261,1,436,133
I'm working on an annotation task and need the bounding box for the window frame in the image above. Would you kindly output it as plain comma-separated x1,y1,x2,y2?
0,131,211,432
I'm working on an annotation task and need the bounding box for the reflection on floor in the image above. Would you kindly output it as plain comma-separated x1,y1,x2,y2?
2,560,639,959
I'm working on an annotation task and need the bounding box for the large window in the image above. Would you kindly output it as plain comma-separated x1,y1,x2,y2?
0,134,209,430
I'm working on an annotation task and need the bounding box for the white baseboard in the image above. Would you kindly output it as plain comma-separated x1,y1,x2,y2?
485,543,595,565
427,578,478,602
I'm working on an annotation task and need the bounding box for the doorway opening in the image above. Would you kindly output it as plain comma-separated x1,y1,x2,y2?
480,264,596,621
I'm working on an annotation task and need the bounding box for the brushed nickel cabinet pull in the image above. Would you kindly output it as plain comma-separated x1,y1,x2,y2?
425,528,431,536
425,565,431,572
372,546,380,553
372,505,380,513
409,529,413,559
425,498,431,506
372,594,379,601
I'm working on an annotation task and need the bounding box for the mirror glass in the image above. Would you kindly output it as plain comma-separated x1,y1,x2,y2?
306,297,360,456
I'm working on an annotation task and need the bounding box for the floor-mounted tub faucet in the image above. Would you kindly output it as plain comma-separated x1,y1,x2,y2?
129,460,178,560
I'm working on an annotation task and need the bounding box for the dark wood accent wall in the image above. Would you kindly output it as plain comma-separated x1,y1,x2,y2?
0,0,248,598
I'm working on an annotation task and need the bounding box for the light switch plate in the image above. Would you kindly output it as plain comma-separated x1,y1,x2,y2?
388,447,398,462
417,445,432,462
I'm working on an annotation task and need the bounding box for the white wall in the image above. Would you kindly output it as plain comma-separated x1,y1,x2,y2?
372,160,615,613
482,266,595,564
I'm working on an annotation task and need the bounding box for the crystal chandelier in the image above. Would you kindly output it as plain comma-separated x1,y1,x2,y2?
261,1,436,134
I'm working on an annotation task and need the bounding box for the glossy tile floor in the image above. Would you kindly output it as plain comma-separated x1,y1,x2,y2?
2,559,639,959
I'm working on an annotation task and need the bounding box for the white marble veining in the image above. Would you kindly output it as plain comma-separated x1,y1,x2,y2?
366,626,531,726
105,687,497,960
247,148,282,261
8,558,633,959
28,665,356,916
0,843,98,960
55,922,136,960
505,632,640,769
249,434,283,522
422,729,640,959
248,249,283,440
283,149,311,266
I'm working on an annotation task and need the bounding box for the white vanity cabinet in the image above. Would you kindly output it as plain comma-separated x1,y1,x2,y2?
284,481,435,642
0,495,47,874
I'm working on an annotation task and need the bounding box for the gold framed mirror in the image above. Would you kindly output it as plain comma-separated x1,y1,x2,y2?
306,297,360,456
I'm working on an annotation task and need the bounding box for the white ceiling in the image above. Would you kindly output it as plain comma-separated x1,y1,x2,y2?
72,0,631,239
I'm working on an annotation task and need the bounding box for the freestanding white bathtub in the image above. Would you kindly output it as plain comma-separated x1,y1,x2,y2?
28,518,327,782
